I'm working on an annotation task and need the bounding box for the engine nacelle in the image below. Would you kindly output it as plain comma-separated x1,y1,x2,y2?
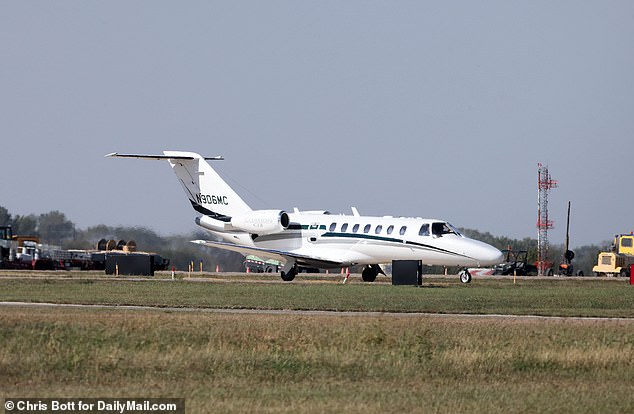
195,215,229,232
230,210,290,235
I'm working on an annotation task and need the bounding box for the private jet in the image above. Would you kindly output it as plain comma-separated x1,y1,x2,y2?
107,151,503,283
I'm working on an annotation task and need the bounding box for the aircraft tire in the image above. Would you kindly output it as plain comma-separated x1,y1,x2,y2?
459,269,472,284
361,266,378,282
281,268,297,282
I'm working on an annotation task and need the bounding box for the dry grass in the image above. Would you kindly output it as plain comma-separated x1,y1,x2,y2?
1,306,633,413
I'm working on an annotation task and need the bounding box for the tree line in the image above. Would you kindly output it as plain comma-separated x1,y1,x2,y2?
1,206,607,274
0,206,244,271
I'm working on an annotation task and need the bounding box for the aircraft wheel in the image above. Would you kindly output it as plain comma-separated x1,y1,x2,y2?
459,269,472,284
361,265,378,282
281,265,298,282
280,270,296,281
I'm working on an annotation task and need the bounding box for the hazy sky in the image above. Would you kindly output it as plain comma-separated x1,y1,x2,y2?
1,1,633,248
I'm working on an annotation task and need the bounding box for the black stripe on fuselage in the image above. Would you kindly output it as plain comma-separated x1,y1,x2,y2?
320,231,472,259
189,201,231,222
251,229,474,261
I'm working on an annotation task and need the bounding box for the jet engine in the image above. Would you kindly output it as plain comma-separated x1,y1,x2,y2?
230,210,290,235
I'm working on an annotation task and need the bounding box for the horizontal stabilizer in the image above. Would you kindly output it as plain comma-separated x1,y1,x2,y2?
105,152,224,161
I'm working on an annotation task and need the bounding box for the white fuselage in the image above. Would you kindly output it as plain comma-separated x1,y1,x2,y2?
207,212,503,268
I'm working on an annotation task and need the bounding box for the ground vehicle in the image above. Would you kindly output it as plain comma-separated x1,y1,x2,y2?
244,255,281,273
557,255,584,276
592,233,634,277
1,226,169,272
492,250,538,276
0,226,58,269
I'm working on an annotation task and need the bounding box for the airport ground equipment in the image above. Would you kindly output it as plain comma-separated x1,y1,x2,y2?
244,255,280,273
0,225,60,269
105,253,155,276
557,202,584,276
0,227,169,272
391,260,422,285
592,233,634,277
492,250,538,276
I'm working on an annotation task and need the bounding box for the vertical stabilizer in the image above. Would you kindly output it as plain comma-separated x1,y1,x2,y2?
107,151,252,220
162,151,252,220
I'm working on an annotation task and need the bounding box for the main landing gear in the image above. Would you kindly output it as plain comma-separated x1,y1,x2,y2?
361,264,385,282
280,263,298,281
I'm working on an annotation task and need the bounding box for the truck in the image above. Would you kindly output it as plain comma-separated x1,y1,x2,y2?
0,226,59,270
592,233,634,277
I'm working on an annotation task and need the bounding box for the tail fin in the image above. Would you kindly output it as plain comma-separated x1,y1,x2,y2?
107,151,252,220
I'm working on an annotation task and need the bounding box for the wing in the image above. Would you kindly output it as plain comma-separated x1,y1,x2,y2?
191,240,345,269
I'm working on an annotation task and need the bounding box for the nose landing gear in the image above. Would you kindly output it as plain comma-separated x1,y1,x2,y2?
459,268,472,284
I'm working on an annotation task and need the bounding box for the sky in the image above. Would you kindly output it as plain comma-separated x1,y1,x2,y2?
1,1,633,248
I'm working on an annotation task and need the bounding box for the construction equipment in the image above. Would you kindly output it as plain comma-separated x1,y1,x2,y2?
592,233,634,277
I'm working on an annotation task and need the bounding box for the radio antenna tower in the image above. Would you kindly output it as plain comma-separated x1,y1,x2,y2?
537,163,557,275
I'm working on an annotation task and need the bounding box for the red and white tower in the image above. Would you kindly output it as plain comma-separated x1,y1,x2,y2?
537,163,557,275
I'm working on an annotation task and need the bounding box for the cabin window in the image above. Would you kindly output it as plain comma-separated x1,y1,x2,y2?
419,224,430,236
375,225,382,234
387,225,394,235
622,238,633,248
363,224,371,233
329,223,336,232
400,226,407,235
352,224,359,233
341,223,348,232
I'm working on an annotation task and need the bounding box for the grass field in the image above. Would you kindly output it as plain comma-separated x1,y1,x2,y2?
0,274,632,317
1,274,633,413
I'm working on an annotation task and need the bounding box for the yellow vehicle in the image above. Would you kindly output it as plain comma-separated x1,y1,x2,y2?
592,233,634,277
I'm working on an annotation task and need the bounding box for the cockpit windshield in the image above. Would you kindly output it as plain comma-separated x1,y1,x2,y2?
431,222,462,237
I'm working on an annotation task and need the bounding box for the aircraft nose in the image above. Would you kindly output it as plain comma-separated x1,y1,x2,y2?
461,239,504,267
479,245,504,266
